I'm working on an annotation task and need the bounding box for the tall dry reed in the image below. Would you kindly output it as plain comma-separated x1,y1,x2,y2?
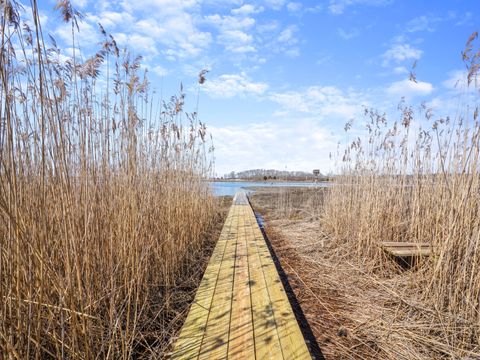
321,32,480,355
0,1,216,358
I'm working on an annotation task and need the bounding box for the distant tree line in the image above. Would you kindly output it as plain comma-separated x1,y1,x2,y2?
222,169,328,181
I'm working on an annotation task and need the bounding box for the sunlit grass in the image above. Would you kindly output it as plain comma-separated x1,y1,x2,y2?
0,1,217,357
320,32,480,358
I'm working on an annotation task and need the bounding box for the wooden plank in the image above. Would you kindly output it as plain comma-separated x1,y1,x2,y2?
247,205,311,360
227,206,255,359
381,242,430,248
197,206,239,359
245,206,284,359
171,205,237,359
386,248,432,257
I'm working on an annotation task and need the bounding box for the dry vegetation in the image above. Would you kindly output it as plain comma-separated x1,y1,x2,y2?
0,1,221,358
251,33,480,359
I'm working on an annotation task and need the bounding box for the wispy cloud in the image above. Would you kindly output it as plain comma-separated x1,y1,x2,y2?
270,86,367,118
328,0,392,15
286,2,302,12
277,25,298,45
201,73,268,98
338,27,360,40
152,65,169,77
382,43,423,67
205,13,256,53
387,79,434,97
405,14,443,33
263,0,287,11
272,24,300,57
231,4,264,15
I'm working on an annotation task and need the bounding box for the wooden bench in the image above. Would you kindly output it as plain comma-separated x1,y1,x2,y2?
380,241,433,257
380,241,434,268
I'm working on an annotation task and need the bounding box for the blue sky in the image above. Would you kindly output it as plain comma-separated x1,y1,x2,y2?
30,0,478,175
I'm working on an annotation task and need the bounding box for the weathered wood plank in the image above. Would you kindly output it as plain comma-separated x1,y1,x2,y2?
248,206,311,360
171,205,237,359
197,207,238,359
381,241,430,248
228,206,255,359
385,248,432,257
245,206,284,359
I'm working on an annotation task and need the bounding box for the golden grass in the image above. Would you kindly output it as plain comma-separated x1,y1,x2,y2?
0,1,217,357
318,34,480,357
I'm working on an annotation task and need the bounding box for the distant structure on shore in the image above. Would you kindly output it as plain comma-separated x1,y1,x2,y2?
221,168,328,181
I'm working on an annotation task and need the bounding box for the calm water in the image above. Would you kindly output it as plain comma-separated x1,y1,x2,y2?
210,181,330,196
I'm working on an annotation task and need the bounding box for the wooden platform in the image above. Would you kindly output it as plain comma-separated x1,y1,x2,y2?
171,191,311,359
380,241,433,257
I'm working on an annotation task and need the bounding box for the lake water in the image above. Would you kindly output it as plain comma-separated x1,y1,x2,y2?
210,181,330,196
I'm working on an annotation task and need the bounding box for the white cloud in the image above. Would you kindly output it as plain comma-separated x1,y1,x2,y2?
90,11,134,29
114,32,158,55
231,4,264,15
285,48,300,57
454,12,474,27
220,29,252,43
112,0,211,59
423,70,477,120
204,14,256,30
133,15,211,58
393,66,408,74
211,120,338,174
270,86,367,118
205,13,256,53
19,4,49,31
257,21,279,33
442,69,468,90
387,79,434,97
328,0,392,15
263,0,287,10
55,19,100,49
270,24,300,56
286,2,302,12
202,73,268,98
53,1,211,60
316,55,332,65
151,65,169,76
71,0,89,8
406,14,442,33
382,43,423,67
218,29,255,53
120,0,198,14
305,4,323,13
278,25,298,45
338,28,360,40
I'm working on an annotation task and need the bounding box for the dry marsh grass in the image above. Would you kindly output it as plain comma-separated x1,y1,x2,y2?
320,33,480,358
1,1,218,358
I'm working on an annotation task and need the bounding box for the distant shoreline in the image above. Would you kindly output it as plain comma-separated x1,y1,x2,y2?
208,178,332,183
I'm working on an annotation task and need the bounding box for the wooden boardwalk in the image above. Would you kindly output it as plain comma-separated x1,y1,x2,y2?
171,191,311,359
